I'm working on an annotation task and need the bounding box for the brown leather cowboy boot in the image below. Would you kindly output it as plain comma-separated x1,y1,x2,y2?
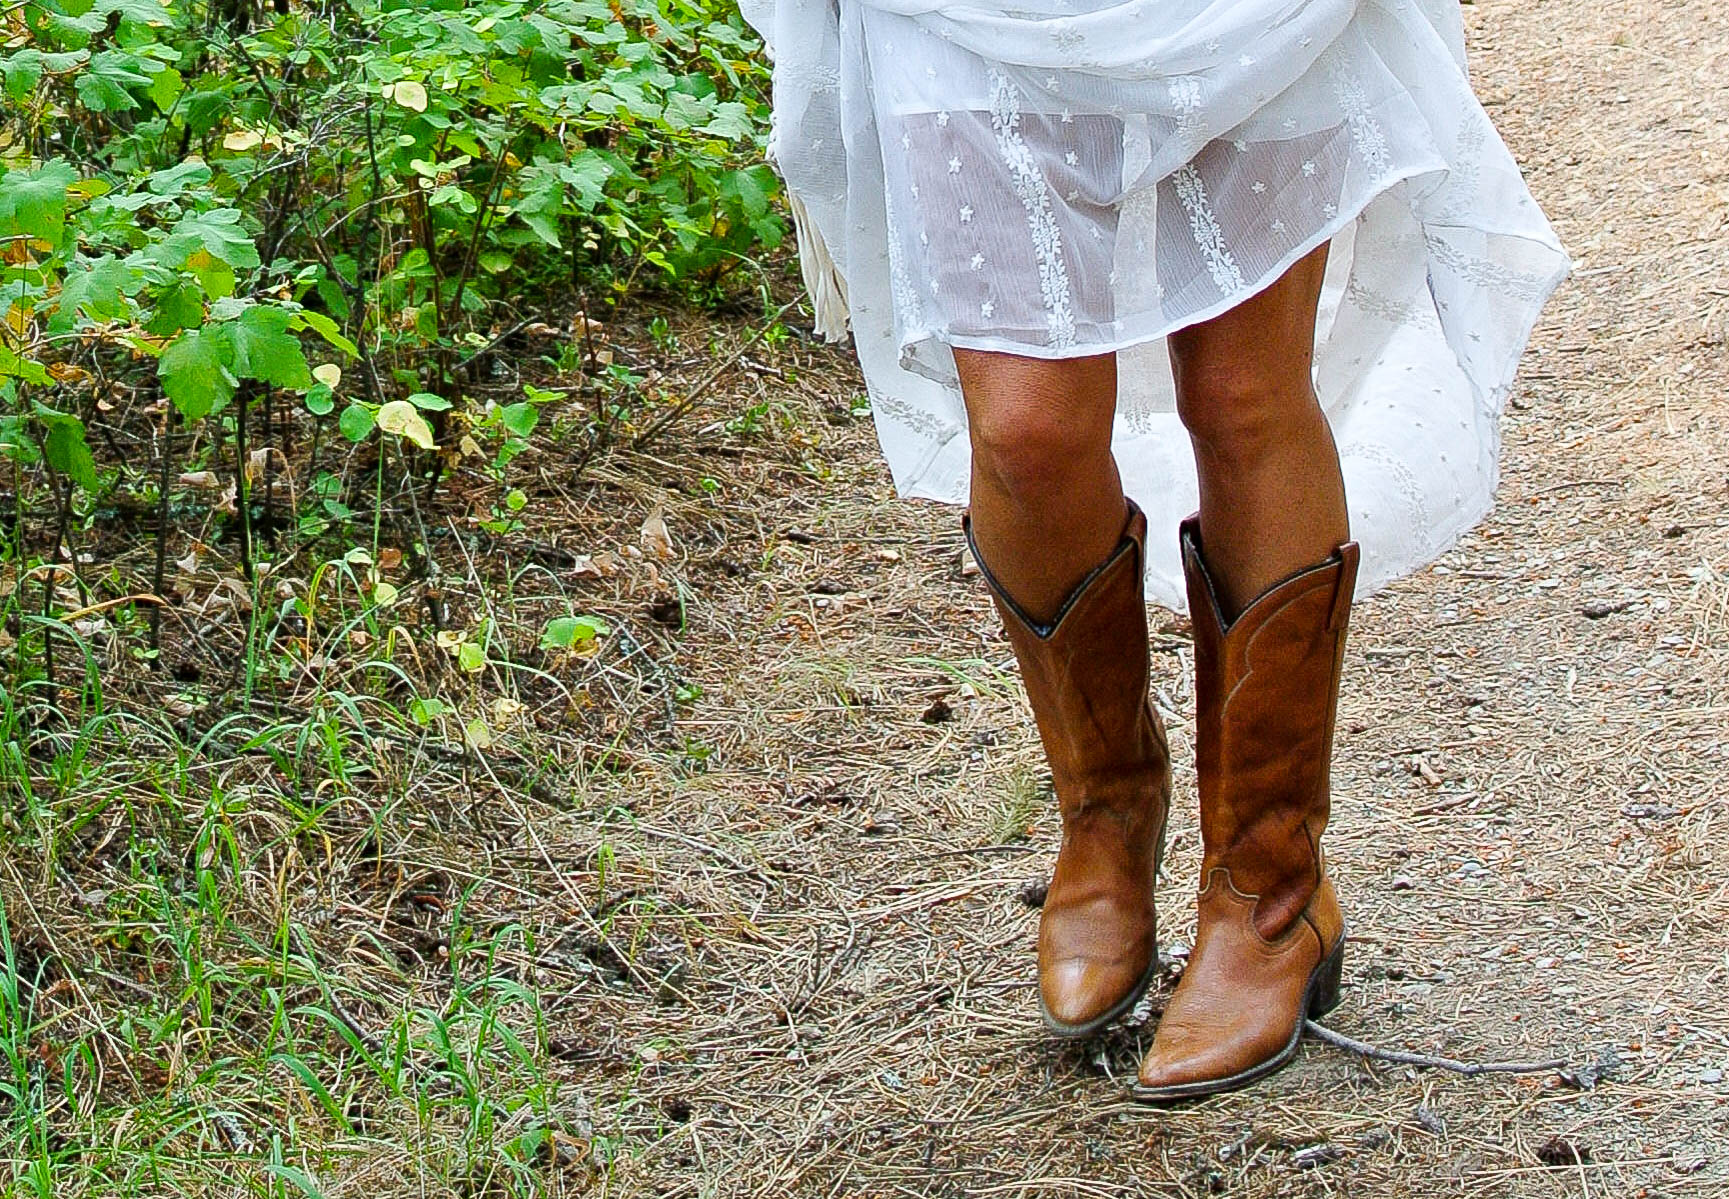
1134,516,1358,1100
965,500,1172,1036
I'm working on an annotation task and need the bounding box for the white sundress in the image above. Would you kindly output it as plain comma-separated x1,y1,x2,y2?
738,0,1570,610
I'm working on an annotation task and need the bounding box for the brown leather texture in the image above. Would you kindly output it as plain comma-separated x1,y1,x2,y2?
1138,519,1357,1093
967,502,1172,1031
1136,870,1342,1091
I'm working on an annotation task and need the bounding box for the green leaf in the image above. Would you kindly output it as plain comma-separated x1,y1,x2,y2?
42,416,98,490
540,615,610,650
660,89,713,132
700,101,756,141
159,326,236,420
499,402,537,439
409,697,448,726
0,346,52,387
406,391,452,411
338,404,375,441
304,384,335,416
225,305,312,388
456,641,486,673
148,65,183,113
718,166,776,220
146,280,205,336
147,159,211,197
57,256,133,327
2,51,44,105
295,311,357,357
559,152,612,210
0,161,78,250
0,414,42,466
161,208,261,271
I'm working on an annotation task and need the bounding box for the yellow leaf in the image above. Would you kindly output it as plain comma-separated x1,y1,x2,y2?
376,399,435,450
313,363,341,388
392,80,429,113
223,130,263,152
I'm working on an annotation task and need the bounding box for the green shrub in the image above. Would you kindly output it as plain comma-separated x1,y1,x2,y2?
0,0,780,553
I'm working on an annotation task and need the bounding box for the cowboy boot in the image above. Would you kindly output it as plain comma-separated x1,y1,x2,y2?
1134,517,1358,1100
965,500,1172,1036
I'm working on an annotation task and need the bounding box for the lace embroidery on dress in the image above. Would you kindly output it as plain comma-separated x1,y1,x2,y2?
873,389,960,441
1425,235,1549,303
1172,164,1247,294
883,192,926,336
988,70,1078,348
1344,275,1420,325
1329,57,1392,176
1169,75,1204,147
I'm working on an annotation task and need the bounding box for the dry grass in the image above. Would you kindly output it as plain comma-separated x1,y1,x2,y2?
4,0,1729,1195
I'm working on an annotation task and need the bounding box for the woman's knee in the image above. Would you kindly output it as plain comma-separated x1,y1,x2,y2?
1172,354,1318,459
958,352,1116,500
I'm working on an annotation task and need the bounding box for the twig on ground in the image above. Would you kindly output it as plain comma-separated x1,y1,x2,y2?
57,593,165,623
1306,1021,1567,1077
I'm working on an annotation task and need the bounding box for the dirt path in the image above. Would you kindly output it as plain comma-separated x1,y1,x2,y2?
8,4,1725,1195
534,2,1729,1194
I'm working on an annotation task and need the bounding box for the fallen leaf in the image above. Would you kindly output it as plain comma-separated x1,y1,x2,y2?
640,505,675,559
244,447,283,485
178,470,222,490
570,553,618,579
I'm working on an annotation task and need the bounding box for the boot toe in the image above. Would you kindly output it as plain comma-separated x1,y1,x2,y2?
1136,1036,1245,1094
1136,1011,1293,1097
1041,958,1144,1032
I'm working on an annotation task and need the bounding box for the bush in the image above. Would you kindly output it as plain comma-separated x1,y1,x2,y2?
0,0,781,560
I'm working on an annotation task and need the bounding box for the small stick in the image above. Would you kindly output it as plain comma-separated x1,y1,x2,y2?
57,594,166,623
1306,1021,1566,1077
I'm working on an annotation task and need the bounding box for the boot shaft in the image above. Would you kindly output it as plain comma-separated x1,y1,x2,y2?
968,503,1167,815
1180,518,1358,938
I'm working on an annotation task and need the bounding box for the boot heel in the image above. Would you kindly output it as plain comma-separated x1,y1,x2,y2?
1309,938,1346,1018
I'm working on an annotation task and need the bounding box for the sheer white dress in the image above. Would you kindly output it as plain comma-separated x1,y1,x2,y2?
737,0,1569,610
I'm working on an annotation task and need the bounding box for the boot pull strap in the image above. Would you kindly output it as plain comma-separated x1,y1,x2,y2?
1328,541,1362,634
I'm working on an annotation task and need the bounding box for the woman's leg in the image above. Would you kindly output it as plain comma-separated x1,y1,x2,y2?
1167,245,1345,619
1137,243,1358,1100
955,348,1171,1036
954,350,1125,623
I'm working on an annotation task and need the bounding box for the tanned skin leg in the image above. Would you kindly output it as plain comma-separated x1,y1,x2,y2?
954,349,1125,621
1169,244,1347,618
953,243,1343,622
